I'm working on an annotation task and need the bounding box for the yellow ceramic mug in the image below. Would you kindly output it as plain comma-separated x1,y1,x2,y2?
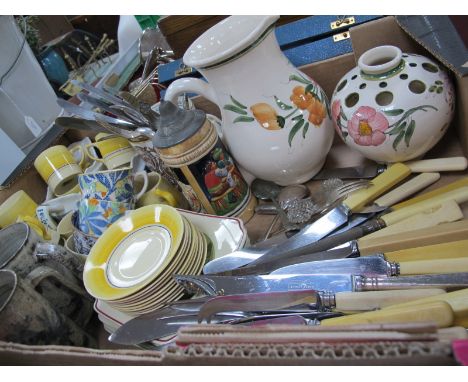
135,172,189,209
34,145,83,196
0,190,38,228
16,215,48,240
85,137,135,170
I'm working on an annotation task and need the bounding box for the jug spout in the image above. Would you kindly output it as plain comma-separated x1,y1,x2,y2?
183,16,279,70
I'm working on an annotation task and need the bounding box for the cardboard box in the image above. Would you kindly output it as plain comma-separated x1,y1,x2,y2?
0,16,466,365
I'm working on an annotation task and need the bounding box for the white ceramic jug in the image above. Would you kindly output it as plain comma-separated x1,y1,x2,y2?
165,15,334,186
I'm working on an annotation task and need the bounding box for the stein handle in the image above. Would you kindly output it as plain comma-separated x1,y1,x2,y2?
25,265,90,300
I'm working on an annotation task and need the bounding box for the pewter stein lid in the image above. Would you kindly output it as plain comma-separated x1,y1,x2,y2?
152,100,206,149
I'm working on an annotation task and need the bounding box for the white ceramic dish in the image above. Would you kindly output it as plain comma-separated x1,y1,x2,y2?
177,209,249,257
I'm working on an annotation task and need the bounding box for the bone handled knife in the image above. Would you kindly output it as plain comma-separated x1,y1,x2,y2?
219,188,468,276
174,272,468,295
313,157,467,180
360,172,441,213
195,289,447,323
243,163,412,267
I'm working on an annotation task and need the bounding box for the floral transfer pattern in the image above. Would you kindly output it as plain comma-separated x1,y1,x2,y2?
348,106,389,146
78,198,130,236
222,73,330,147
333,102,438,151
79,170,134,202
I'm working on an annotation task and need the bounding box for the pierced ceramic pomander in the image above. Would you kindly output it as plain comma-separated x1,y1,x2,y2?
331,45,455,162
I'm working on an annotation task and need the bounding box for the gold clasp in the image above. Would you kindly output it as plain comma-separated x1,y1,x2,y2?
331,16,355,30
333,31,350,42
175,64,194,77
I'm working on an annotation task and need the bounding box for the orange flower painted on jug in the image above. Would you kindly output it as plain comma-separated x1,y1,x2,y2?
250,103,281,130
307,98,326,126
290,86,314,110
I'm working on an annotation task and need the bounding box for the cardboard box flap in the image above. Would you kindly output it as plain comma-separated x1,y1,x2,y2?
396,16,468,78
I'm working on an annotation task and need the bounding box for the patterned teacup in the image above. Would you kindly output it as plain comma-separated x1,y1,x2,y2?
78,167,148,203
72,219,99,256
77,198,132,237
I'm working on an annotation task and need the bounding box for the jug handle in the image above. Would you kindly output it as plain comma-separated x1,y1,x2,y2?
165,77,255,184
165,77,219,107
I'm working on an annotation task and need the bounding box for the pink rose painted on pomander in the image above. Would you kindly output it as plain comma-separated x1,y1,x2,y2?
347,106,389,146
329,45,455,163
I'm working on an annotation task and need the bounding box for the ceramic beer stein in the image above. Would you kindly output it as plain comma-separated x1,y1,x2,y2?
165,15,334,186
153,101,256,222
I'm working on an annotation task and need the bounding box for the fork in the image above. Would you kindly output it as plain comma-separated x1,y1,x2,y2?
282,179,372,227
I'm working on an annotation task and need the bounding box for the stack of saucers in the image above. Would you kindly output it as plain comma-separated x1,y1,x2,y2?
83,205,210,315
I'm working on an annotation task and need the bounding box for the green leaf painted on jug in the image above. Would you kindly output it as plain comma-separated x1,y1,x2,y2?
223,104,247,115
288,119,304,147
233,116,255,123
230,95,247,109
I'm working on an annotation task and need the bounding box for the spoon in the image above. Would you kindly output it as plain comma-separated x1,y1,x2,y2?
251,179,299,234
94,116,152,142
109,104,150,126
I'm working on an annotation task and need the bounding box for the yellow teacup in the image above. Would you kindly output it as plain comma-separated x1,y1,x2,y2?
95,133,119,142
85,137,135,170
0,190,38,228
16,215,48,240
135,172,189,209
34,145,83,196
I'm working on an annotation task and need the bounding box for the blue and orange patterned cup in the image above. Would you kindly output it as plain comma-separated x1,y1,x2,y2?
78,167,148,203
77,198,132,237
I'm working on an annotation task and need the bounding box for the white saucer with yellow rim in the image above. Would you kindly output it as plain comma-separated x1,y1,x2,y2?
83,204,184,301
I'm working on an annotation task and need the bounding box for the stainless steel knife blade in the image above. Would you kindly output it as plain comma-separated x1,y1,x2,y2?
314,164,386,180
108,313,243,345
174,274,355,295
270,255,393,277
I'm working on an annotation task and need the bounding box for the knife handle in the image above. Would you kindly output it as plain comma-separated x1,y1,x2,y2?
380,187,468,226
385,239,468,263
332,289,446,312
374,172,440,207
343,163,411,212
393,178,468,210
406,157,468,172
399,258,468,276
353,273,468,292
380,288,468,328
320,300,454,328
363,199,463,241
